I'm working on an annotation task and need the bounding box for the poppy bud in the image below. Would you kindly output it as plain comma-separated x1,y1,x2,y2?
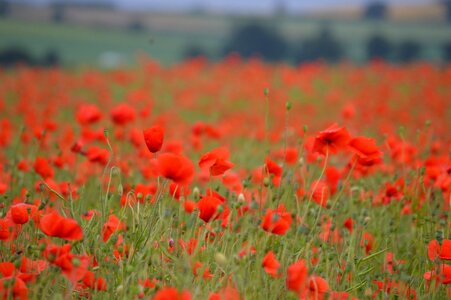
193,187,200,200
285,101,292,111
143,126,164,153
72,258,81,267
118,184,123,197
215,252,227,267
237,193,245,203
263,177,270,187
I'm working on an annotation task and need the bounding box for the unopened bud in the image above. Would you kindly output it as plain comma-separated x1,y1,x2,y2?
263,177,271,187
285,101,292,111
237,193,245,203
193,187,200,200
215,252,227,267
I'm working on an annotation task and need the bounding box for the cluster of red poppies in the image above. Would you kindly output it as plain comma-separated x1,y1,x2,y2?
0,59,450,299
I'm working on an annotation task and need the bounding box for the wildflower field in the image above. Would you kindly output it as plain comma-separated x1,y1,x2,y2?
0,58,450,299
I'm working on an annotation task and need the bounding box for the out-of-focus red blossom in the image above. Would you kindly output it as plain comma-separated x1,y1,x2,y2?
34,157,54,179
10,203,37,225
341,102,356,119
71,140,84,154
81,210,99,220
264,158,283,186
102,214,125,242
301,276,329,300
325,166,340,195
152,287,191,300
424,264,451,285
428,239,451,261
86,146,109,165
286,259,308,293
265,158,282,177
157,153,194,186
199,147,234,176
222,172,243,193
261,204,292,235
178,238,199,255
39,211,83,241
262,251,280,278
19,256,47,281
372,279,417,299
0,183,7,195
143,125,165,153
111,103,136,125
183,200,196,213
197,195,222,223
43,243,90,285
343,217,353,233
17,160,28,172
0,218,16,241
313,124,350,155
169,182,190,200
360,232,374,255
348,136,383,166
192,261,213,280
329,291,357,300
0,276,28,300
209,285,242,300
81,271,107,291
284,147,299,165
76,104,102,125
385,252,405,274
310,180,329,208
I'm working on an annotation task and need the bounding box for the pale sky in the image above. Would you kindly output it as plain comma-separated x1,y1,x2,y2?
19,0,437,13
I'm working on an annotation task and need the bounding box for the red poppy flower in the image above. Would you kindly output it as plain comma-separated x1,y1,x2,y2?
360,232,374,255
192,261,213,280
34,157,54,179
86,146,109,165
76,104,102,125
310,180,329,208
209,286,242,300
286,259,308,293
428,239,451,261
424,264,451,284
39,211,83,241
199,147,234,176
261,205,292,235
110,103,136,125
313,124,350,155
265,158,282,177
343,217,353,233
157,153,194,186
304,276,329,299
82,271,107,291
102,214,125,242
43,243,89,284
153,287,191,300
10,203,36,225
143,125,165,153
0,218,15,241
0,276,28,300
262,251,280,278
348,136,383,166
264,158,283,186
197,195,223,223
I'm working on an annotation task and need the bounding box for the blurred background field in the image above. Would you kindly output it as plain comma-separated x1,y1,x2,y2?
0,0,451,66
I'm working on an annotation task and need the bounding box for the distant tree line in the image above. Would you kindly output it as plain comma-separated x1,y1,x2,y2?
184,21,451,65
0,47,60,68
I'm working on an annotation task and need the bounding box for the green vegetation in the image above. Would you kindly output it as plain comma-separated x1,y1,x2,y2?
0,16,450,66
